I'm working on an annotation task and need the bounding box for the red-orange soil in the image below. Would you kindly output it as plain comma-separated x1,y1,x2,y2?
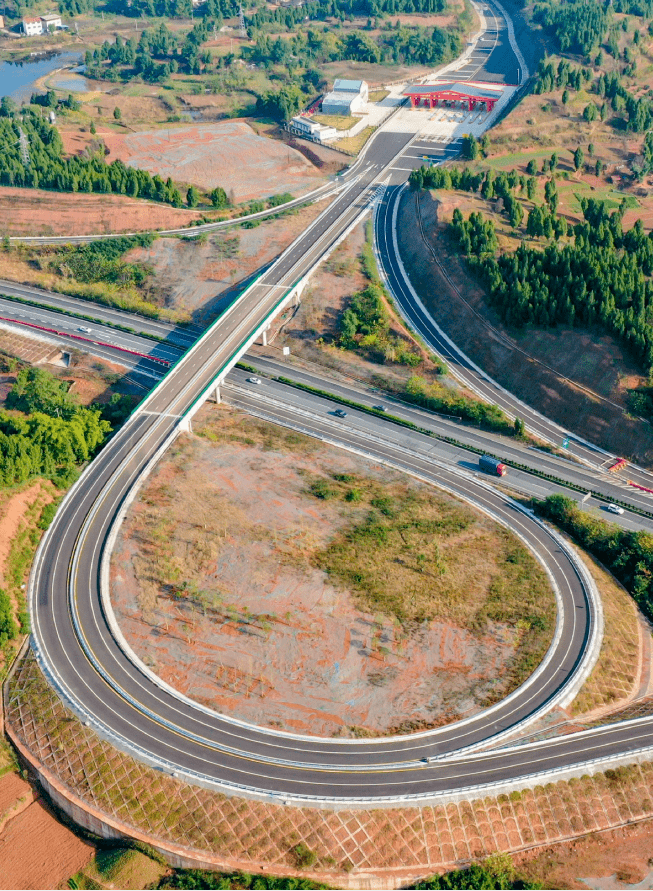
0,186,202,237
99,121,325,200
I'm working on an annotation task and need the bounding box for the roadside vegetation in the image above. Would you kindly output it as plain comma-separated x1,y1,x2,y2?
329,221,522,436
0,235,181,321
535,493,653,626
1,366,111,488
411,853,541,889
0,358,135,675
156,868,329,889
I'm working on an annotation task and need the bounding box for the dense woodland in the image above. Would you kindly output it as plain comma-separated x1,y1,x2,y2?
449,198,653,373
83,15,461,101
0,106,186,204
57,0,451,18
0,366,114,645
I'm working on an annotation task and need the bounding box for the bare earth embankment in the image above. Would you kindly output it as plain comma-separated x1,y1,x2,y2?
96,121,325,201
126,199,327,321
0,186,203,237
110,404,554,738
397,190,653,464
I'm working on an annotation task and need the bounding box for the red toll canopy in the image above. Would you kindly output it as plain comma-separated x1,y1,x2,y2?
403,82,502,111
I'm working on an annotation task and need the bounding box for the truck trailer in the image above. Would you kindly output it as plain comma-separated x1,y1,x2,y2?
479,454,507,476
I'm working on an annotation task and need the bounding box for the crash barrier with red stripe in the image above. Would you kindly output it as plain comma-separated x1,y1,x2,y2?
0,317,172,367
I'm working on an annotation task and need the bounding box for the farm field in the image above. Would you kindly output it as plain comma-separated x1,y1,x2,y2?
0,770,95,891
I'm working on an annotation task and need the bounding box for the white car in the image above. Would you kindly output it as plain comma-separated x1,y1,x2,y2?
246,377,262,385
607,504,624,515
78,326,92,333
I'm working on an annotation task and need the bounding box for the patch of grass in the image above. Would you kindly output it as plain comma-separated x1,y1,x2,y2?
304,472,555,688
290,842,319,870
569,554,640,716
196,410,321,455
312,112,358,130
334,125,376,155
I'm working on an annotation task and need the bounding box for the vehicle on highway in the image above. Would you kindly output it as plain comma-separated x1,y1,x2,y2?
78,326,92,333
373,404,387,412
479,454,508,476
607,503,624,515
334,408,347,418
246,376,262,384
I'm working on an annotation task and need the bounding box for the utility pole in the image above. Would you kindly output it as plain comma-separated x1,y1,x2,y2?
17,127,29,166
238,3,246,38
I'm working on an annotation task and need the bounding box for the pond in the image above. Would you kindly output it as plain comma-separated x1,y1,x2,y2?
0,52,84,103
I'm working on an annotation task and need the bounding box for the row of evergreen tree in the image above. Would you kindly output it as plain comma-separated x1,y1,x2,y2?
449,199,653,373
537,0,610,55
0,110,188,205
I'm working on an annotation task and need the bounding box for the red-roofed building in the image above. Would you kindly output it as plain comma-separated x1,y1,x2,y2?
22,15,43,35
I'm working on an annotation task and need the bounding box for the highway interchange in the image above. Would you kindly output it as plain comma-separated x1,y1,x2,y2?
10,0,653,806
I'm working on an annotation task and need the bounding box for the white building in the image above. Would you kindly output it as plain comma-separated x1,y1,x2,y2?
22,16,43,35
289,116,337,143
321,79,369,116
41,12,63,29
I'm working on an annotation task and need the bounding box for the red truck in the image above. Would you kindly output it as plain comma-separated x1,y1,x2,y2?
479,455,508,476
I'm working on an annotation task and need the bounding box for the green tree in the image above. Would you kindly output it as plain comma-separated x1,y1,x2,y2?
573,146,584,170
583,102,598,122
462,134,479,160
210,186,228,208
186,185,200,207
113,106,122,120
6,367,78,419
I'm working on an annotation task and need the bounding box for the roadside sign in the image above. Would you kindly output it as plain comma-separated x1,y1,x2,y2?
562,437,569,448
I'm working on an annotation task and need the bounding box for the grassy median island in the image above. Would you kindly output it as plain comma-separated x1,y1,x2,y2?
111,404,556,736
308,471,555,703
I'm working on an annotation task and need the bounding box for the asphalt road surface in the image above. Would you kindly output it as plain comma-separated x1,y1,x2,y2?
25,0,653,805
2,289,652,519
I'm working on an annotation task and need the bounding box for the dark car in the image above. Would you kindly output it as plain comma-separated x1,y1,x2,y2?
334,409,347,418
